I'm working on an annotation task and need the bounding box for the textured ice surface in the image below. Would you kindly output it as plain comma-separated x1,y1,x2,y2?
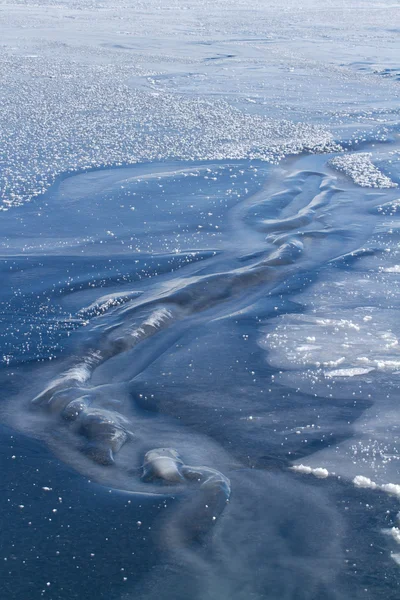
263,308,400,375
0,57,338,207
0,20,338,207
260,161,400,490
2,1,400,599
1,0,400,207
330,153,398,188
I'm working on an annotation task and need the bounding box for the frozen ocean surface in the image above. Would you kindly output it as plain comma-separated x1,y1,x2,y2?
1,1,400,598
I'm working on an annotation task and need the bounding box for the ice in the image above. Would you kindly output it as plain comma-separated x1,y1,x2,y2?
391,554,400,566
353,475,378,490
324,367,375,378
381,484,400,500
1,0,399,208
263,309,400,375
1,0,400,598
329,153,398,188
354,476,400,500
0,52,339,208
290,465,330,479
386,528,400,544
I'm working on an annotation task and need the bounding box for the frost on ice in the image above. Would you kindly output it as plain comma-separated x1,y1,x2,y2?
329,153,397,188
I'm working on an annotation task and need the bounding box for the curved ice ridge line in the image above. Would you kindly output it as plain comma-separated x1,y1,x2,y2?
28,234,307,537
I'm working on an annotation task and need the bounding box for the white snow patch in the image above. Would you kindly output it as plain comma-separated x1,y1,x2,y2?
329,153,397,189
290,464,329,479
353,476,400,499
381,483,400,500
353,475,378,489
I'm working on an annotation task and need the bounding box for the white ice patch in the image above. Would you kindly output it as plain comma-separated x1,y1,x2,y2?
383,525,400,567
381,483,400,500
353,475,378,490
324,367,375,378
353,475,400,500
329,153,397,189
386,527,400,545
290,465,329,479
262,308,400,377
